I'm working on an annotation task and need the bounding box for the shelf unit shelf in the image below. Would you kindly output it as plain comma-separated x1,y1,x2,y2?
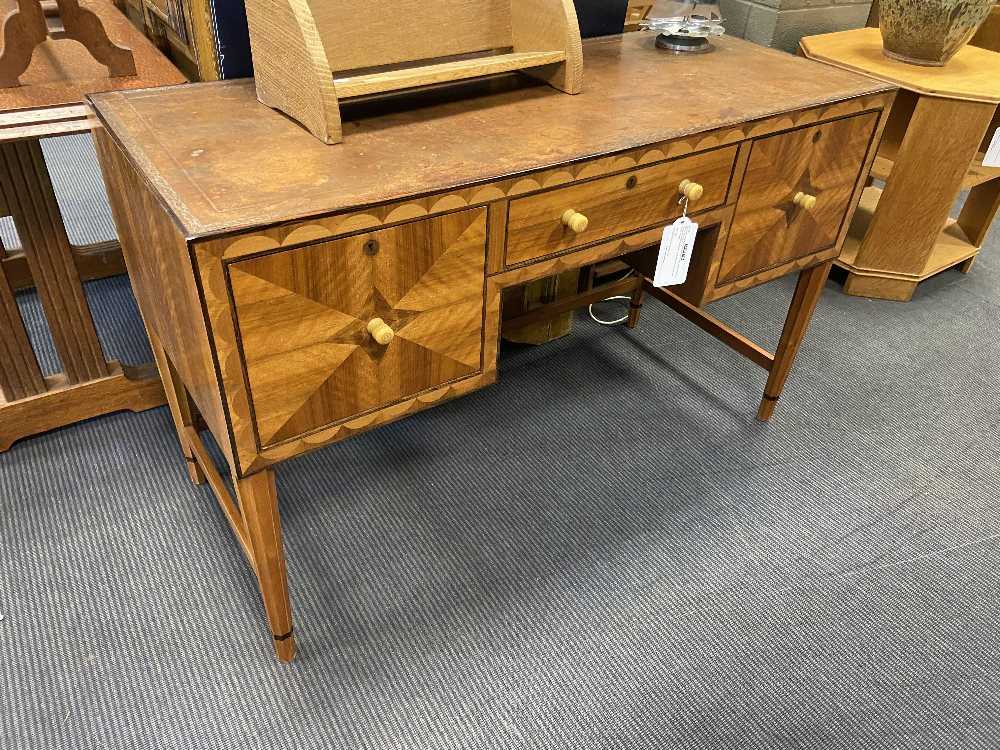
871,152,1000,191
841,186,979,282
333,50,568,98
802,26,1000,301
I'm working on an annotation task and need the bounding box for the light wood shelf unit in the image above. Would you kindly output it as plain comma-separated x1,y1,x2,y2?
244,0,584,144
802,27,1000,301
842,187,980,288
870,153,1000,191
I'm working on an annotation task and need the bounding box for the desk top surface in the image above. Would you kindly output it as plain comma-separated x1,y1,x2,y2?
801,27,1000,104
91,33,891,239
0,0,185,115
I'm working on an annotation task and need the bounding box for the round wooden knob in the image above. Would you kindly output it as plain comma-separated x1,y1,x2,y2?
367,317,394,345
794,192,818,211
678,179,704,203
561,209,589,233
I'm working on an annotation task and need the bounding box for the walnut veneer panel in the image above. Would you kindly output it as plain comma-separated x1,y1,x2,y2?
230,208,487,448
88,34,891,238
506,145,738,267
92,128,232,462
719,111,879,284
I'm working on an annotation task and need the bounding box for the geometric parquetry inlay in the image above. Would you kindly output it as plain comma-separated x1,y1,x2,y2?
720,112,880,283
230,209,487,447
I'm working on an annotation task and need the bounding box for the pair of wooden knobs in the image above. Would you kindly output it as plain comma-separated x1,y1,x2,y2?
560,179,709,234
560,182,815,233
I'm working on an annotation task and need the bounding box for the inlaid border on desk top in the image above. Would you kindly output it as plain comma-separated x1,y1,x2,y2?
186,91,893,258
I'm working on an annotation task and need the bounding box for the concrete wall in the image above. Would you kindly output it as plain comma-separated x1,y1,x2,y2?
721,0,873,52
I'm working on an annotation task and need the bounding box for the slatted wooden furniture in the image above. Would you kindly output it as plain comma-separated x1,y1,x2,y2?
0,0,136,86
91,33,893,661
242,0,584,144
802,27,1000,301
0,0,184,451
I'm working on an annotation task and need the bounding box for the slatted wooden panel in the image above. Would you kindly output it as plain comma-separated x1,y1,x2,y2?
0,138,109,384
0,269,45,402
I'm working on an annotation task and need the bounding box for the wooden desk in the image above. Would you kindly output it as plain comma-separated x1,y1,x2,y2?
802,27,1000,301
91,34,893,661
0,0,185,450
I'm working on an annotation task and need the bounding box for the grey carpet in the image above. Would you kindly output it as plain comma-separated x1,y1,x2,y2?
1,137,1000,750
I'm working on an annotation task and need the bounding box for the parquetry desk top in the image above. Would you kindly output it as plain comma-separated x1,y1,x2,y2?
89,33,892,239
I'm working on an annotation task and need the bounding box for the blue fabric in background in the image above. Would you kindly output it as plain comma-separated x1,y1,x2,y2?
213,0,252,79
573,0,628,37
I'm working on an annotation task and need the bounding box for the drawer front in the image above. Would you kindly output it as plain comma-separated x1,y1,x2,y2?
505,145,739,267
718,112,879,284
229,208,487,448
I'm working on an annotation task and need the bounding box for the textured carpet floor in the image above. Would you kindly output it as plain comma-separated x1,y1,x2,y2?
1,136,999,750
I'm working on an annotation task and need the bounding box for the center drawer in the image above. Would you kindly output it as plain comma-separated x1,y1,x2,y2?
505,145,739,267
228,208,487,448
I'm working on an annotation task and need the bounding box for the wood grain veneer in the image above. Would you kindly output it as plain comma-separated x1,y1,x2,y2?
93,127,232,462
719,111,879,283
92,31,894,661
506,145,738,267
230,208,487,448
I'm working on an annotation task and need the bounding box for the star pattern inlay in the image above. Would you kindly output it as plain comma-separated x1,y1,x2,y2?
229,209,488,447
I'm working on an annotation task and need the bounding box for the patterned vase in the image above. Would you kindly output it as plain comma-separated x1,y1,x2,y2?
879,0,994,66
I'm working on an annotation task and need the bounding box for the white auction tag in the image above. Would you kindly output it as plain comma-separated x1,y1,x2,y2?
984,128,1000,168
653,216,699,287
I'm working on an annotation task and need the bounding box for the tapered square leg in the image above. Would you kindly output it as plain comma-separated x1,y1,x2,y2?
757,261,832,421
626,285,644,329
237,469,296,662
146,332,206,485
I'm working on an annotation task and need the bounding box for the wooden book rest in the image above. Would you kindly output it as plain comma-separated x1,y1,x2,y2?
0,0,136,87
244,0,584,144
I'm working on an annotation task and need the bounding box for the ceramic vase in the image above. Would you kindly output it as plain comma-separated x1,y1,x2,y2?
879,0,994,66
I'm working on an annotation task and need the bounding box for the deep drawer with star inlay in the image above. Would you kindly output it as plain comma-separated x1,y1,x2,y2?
227,208,488,449
718,111,880,284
